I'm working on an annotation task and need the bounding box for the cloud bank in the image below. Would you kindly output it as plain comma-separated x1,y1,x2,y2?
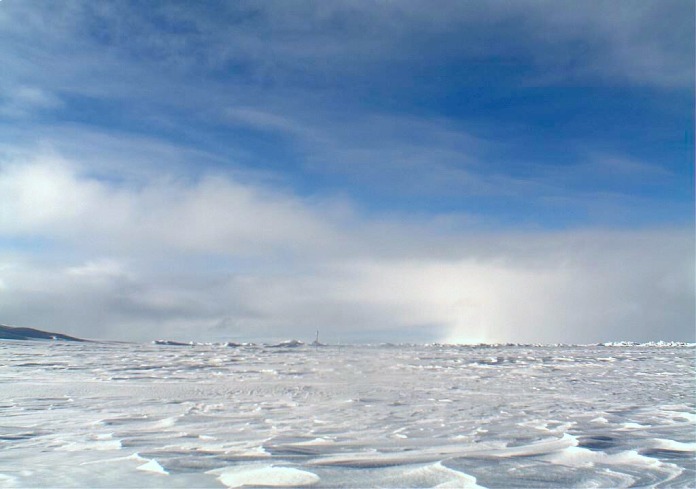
0,154,692,343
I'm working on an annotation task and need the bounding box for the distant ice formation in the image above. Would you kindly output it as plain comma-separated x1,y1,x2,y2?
269,339,305,348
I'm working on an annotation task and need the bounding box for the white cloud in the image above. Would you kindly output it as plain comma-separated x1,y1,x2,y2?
0,154,692,343
67,259,128,278
0,156,339,256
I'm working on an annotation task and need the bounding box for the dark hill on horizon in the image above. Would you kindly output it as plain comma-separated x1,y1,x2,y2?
0,324,86,342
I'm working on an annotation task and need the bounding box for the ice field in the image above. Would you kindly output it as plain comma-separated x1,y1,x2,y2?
0,341,694,488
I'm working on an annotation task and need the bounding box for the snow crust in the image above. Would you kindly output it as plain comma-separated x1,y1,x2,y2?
0,341,693,487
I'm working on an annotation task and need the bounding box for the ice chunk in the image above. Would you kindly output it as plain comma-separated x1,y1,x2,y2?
136,459,168,475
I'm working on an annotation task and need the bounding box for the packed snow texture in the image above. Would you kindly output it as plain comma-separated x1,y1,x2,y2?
0,342,694,488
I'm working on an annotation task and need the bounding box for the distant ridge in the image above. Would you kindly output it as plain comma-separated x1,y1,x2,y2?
0,324,86,342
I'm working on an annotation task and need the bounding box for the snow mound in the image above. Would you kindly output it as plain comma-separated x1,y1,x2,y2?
214,465,319,488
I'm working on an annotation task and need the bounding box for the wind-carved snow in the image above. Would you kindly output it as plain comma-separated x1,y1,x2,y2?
0,342,693,488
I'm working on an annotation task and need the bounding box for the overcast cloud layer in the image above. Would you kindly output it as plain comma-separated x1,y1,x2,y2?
0,1,693,343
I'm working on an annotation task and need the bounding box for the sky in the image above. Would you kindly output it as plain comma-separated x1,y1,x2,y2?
0,0,693,344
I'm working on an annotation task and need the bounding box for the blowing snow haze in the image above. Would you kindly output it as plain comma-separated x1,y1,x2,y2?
0,1,693,344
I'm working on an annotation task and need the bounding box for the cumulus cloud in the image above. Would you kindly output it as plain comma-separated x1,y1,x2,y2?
0,156,340,256
0,154,692,343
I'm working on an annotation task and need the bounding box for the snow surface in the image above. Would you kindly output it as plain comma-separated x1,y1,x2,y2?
0,341,693,488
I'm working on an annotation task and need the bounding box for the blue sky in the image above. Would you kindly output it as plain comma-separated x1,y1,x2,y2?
0,1,693,343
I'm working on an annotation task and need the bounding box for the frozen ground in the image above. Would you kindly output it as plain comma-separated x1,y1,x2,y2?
0,341,694,488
